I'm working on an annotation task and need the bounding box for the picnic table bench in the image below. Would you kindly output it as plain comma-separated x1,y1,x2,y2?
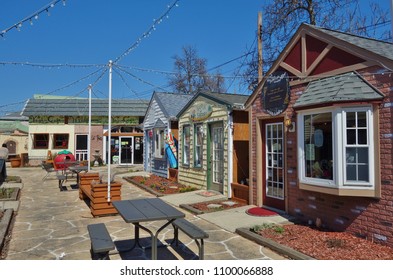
171,218,209,260
87,223,115,260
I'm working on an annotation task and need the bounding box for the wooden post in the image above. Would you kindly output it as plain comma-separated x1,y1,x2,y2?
258,12,263,83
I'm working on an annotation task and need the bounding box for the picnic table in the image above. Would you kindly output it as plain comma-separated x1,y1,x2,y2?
113,198,185,260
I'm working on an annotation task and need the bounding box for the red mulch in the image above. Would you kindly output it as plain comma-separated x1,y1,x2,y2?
125,175,197,194
256,224,393,260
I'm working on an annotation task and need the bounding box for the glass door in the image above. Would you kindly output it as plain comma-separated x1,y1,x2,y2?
119,136,133,165
264,122,285,209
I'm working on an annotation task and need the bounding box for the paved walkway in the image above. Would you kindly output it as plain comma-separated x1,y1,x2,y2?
2,165,291,260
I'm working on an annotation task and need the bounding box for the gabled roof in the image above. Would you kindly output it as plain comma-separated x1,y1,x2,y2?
153,92,194,119
294,71,384,108
307,24,393,61
245,23,393,108
22,97,149,117
177,91,249,118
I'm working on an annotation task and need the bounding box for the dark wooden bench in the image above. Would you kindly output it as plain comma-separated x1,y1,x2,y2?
87,223,115,260
172,218,209,260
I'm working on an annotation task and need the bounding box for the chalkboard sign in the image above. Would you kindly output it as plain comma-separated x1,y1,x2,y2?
261,71,290,116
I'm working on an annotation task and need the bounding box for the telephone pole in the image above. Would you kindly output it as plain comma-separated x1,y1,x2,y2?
258,12,263,83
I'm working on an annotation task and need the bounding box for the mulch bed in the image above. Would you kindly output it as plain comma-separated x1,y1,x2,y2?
125,175,197,195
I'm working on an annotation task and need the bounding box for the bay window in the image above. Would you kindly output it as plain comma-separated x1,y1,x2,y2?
298,106,375,191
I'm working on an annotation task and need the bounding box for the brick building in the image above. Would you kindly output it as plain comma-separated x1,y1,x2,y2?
245,24,393,246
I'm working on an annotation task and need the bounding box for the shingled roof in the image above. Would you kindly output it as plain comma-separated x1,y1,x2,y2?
22,97,149,117
294,72,384,108
153,92,194,119
306,24,393,61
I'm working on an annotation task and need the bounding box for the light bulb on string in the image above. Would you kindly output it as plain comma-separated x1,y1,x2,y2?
35,14,39,20
30,19,33,26
46,9,50,16
17,23,22,31
62,0,66,6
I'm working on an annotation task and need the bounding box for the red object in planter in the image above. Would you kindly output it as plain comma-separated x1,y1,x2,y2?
54,153,76,170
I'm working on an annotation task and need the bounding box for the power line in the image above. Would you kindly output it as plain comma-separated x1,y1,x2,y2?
1,0,67,38
0,61,104,68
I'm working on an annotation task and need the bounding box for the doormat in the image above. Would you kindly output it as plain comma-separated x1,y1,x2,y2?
196,191,219,197
245,207,278,217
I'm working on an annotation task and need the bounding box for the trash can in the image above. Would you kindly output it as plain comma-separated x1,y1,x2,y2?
21,153,29,167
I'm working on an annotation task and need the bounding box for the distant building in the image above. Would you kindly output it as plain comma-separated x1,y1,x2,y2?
143,92,193,178
22,95,148,166
0,112,29,160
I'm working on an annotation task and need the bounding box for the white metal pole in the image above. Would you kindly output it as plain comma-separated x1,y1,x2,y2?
107,60,113,202
88,84,92,172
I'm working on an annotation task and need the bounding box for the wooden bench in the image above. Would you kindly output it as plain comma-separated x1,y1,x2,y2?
87,223,115,260
172,218,209,260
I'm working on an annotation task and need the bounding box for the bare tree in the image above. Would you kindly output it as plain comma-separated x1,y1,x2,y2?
169,45,226,94
240,0,390,91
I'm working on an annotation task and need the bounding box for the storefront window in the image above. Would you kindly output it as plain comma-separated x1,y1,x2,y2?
182,125,190,166
303,113,333,180
298,106,374,189
53,134,69,149
33,134,49,149
194,124,203,168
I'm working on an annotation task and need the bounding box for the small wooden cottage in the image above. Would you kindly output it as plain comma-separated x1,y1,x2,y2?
177,92,249,200
143,92,193,179
246,23,393,246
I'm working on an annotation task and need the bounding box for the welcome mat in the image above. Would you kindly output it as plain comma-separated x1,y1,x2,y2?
196,191,219,197
245,207,279,217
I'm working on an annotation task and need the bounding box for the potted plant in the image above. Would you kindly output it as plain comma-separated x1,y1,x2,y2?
10,156,21,168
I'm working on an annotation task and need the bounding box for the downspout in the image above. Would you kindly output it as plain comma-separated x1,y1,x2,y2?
227,110,233,199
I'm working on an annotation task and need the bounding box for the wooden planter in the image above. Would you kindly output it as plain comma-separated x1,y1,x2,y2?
79,172,122,217
231,182,249,204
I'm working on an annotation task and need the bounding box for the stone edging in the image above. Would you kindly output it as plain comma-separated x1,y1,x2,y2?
0,209,14,253
179,204,204,215
235,227,315,260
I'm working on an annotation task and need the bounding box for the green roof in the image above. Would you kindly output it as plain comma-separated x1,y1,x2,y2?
294,72,384,108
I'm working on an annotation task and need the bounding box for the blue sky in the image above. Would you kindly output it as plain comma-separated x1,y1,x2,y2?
0,0,391,116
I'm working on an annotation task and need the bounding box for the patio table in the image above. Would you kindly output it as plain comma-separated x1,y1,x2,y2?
113,198,185,260
67,165,88,187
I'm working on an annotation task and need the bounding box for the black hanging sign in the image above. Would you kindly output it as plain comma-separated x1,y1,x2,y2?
261,71,290,116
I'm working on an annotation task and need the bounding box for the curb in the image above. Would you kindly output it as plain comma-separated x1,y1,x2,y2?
179,203,204,215
235,227,315,260
0,209,14,253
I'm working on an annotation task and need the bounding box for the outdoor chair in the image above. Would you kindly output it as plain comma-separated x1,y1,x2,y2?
41,162,58,181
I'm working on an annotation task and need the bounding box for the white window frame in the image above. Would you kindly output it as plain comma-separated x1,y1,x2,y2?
154,128,165,158
297,105,375,190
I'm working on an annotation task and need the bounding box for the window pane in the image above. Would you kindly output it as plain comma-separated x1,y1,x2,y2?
357,112,367,127
358,165,369,181
346,112,356,127
346,130,356,145
358,129,367,145
304,113,333,180
346,147,356,163
358,148,368,163
346,165,356,180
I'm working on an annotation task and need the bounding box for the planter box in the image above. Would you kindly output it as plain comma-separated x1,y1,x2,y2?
79,172,121,217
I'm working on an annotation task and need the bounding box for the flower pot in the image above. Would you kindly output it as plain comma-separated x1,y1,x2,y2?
10,157,21,168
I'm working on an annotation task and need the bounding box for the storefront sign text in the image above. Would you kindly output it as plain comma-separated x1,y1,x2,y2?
190,102,213,122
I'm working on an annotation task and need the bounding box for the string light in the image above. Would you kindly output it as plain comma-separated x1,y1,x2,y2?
0,0,66,37
114,0,180,63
